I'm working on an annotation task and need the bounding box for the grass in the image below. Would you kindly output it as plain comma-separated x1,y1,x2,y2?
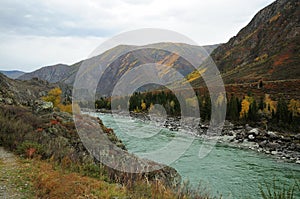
5,157,215,199
259,179,300,199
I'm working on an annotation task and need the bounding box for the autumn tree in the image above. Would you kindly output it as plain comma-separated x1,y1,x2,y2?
240,96,254,119
42,87,62,107
42,87,73,114
288,99,300,117
263,94,277,116
141,100,147,111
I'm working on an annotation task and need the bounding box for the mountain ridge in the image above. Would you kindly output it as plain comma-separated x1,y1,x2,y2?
0,70,25,79
18,43,219,85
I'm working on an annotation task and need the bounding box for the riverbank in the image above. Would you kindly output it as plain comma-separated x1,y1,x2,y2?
94,109,300,164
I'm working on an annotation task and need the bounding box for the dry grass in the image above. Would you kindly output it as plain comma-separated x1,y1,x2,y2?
16,158,127,199
11,157,214,199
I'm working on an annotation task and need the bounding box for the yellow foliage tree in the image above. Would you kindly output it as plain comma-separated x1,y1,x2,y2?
240,99,250,119
216,93,225,106
141,100,147,111
239,96,253,119
42,87,62,107
42,87,73,114
149,103,154,112
170,100,175,108
288,99,300,117
263,94,277,115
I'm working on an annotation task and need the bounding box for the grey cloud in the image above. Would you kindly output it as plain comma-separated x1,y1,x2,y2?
0,0,116,37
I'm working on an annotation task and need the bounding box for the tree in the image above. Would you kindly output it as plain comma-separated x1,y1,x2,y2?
200,95,211,121
248,100,258,121
42,87,73,114
288,99,300,117
141,100,147,111
227,95,240,121
239,96,254,119
263,94,277,116
42,87,62,107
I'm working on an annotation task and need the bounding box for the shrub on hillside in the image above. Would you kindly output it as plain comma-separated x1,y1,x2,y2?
16,141,45,158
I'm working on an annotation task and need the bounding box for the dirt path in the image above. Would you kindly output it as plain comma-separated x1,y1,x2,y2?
0,147,24,199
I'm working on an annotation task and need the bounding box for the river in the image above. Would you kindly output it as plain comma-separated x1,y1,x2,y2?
90,112,300,198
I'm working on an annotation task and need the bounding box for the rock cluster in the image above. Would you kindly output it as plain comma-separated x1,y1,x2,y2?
128,111,300,164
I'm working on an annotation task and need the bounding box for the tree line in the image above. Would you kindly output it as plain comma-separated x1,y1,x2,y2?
95,91,300,132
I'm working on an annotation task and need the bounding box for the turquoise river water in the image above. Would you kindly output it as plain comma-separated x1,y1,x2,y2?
91,113,300,198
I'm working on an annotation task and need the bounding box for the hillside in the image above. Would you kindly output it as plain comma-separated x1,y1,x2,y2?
192,0,299,86
18,64,71,83
0,73,55,105
0,73,73,106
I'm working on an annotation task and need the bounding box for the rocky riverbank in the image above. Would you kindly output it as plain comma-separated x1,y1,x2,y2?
219,124,300,164
99,110,300,164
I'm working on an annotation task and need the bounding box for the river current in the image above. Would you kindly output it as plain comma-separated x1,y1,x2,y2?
90,112,300,198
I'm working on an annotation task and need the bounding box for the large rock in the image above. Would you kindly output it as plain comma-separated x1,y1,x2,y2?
32,100,53,114
249,128,260,136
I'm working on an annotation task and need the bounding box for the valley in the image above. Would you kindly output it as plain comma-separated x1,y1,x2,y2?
0,0,299,198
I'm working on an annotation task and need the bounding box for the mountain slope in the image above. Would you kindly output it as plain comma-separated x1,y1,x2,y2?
18,43,219,90
18,64,70,83
0,70,25,79
208,0,299,84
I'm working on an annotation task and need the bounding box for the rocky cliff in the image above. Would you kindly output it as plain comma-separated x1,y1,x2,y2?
210,0,299,83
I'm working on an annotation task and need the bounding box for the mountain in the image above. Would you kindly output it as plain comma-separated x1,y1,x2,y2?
191,0,299,86
18,43,219,96
94,43,219,96
18,64,71,83
0,70,25,79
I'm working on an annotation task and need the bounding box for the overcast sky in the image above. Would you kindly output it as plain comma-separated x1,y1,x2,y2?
0,0,275,72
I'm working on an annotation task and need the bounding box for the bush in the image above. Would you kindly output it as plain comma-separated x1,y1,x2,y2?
0,106,34,150
16,141,45,158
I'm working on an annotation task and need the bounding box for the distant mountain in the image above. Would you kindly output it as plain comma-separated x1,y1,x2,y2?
190,0,299,86
18,64,71,83
0,70,25,79
18,43,219,95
